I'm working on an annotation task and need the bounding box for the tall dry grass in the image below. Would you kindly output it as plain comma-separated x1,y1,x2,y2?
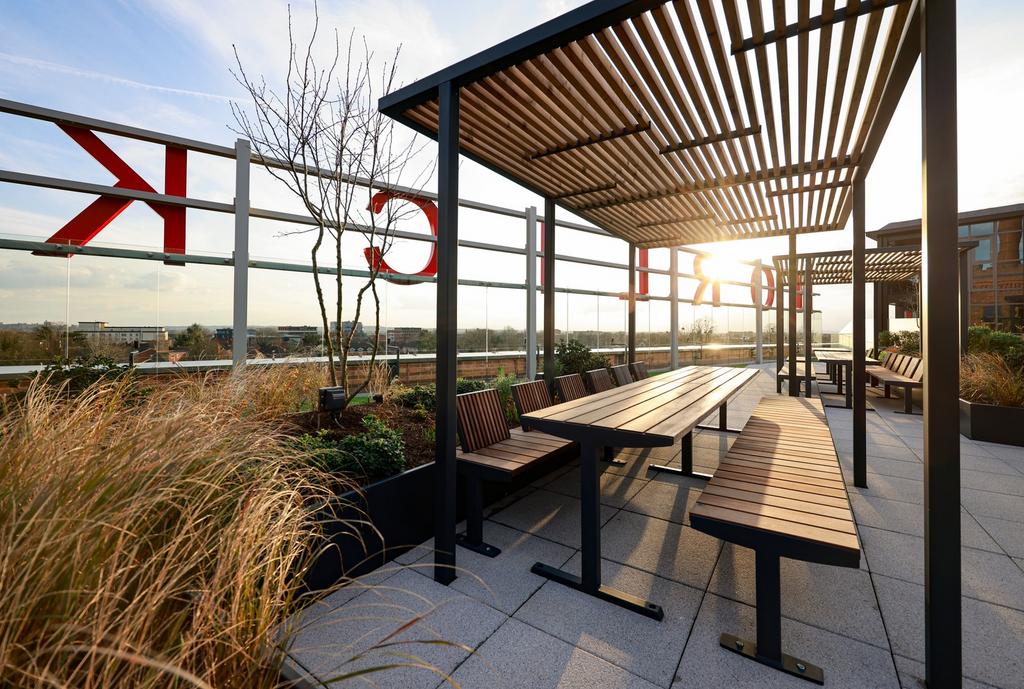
0,369,345,688
960,353,1024,407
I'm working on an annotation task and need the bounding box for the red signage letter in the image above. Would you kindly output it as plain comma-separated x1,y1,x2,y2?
751,265,775,309
45,125,187,255
364,191,438,285
691,255,721,307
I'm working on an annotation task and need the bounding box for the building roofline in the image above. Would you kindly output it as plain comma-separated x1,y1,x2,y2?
868,201,1024,239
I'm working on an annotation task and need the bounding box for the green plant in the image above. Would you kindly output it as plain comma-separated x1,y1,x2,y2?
493,367,518,424
296,414,406,483
555,339,609,376
393,378,487,411
877,330,921,356
968,326,1024,371
36,354,133,394
960,353,1024,407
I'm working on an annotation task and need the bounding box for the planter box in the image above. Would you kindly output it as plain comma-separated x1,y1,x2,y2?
959,398,1024,447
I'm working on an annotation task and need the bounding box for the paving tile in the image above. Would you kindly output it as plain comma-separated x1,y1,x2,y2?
600,509,722,589
531,461,578,488
850,493,1001,553
671,593,900,689
707,544,888,648
693,431,736,451
974,442,1024,464
489,488,617,549
444,522,575,615
621,473,706,525
959,454,1024,476
891,654,1002,689
873,574,1024,689
283,569,506,689
961,488,1024,523
960,469,1024,497
975,515,1024,559
515,555,703,687
849,473,923,504
541,466,648,508
840,454,923,482
448,617,663,689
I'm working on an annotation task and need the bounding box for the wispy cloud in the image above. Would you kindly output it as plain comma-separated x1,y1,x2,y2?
0,52,237,103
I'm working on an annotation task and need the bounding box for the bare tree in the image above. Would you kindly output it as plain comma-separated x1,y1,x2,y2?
230,4,429,410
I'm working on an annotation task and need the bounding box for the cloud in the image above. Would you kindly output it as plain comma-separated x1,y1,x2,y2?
0,52,236,103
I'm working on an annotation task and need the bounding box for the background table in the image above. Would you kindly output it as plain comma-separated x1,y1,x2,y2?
814,350,880,408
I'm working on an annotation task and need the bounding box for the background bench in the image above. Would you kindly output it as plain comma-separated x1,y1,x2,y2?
867,353,923,414
690,396,859,685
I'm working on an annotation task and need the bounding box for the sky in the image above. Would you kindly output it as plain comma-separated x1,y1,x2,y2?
1,0,1023,336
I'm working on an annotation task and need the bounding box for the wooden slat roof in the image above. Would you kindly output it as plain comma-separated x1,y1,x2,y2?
380,0,920,248
773,242,977,285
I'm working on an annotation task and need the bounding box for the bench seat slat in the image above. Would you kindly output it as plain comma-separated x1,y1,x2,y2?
711,469,850,500
695,492,857,536
692,503,860,553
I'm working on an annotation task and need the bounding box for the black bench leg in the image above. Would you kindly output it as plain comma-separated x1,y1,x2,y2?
893,386,921,415
720,550,824,684
456,476,501,558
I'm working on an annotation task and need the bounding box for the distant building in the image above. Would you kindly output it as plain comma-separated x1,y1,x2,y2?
214,327,256,343
278,325,319,344
387,327,422,352
74,321,169,347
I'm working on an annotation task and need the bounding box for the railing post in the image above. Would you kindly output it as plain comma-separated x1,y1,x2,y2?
776,261,784,376
754,259,763,365
670,248,679,369
526,206,538,379
543,198,556,389
627,243,636,363
788,233,799,396
804,263,813,397
232,138,250,368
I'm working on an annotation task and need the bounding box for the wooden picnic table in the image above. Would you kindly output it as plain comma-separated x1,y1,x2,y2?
521,365,758,620
813,349,880,408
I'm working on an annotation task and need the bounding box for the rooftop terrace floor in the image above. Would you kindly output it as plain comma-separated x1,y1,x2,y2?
283,367,1024,689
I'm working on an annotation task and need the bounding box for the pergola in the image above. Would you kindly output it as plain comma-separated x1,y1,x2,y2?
379,1,961,685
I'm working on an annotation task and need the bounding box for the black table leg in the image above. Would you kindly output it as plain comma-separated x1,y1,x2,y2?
531,440,664,620
648,431,714,480
719,549,824,684
602,445,626,466
696,402,743,434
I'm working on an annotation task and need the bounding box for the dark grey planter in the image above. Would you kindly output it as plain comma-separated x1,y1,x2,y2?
959,398,1024,447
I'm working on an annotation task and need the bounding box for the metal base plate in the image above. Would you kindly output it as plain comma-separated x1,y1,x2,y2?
648,464,713,481
696,424,744,434
456,533,501,558
719,633,824,685
530,562,664,621
893,410,922,415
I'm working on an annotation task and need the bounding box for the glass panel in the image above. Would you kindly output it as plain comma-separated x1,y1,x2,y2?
958,225,970,238
971,222,994,236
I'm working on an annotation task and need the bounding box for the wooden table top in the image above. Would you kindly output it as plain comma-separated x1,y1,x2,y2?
522,366,758,448
814,350,879,364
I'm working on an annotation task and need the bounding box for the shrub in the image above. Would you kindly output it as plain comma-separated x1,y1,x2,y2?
555,338,609,376
493,367,518,424
296,414,406,482
877,330,921,356
393,378,487,411
968,326,1024,371
960,353,1024,407
36,354,134,394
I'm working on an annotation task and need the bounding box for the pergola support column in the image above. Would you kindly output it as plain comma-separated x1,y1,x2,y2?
921,0,961,685
627,243,637,363
803,264,813,397
526,205,538,379
670,248,679,369
853,181,868,489
775,263,784,379
754,259,764,365
788,233,799,396
543,198,556,389
434,80,459,586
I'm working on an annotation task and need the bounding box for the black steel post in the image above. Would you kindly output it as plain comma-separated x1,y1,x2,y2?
853,181,868,489
788,233,799,396
434,80,459,585
804,264,813,397
543,198,556,389
628,243,637,363
921,1,961,685
776,265,784,386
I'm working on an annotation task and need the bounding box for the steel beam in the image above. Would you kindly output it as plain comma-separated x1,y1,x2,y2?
526,206,539,379
776,263,784,376
803,264,813,397
788,233,799,396
628,243,637,363
921,1,961,685
670,248,679,369
853,181,868,488
434,80,460,586
543,198,556,389
232,139,250,367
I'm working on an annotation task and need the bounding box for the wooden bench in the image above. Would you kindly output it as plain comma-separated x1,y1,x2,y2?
866,353,923,414
510,379,552,419
456,389,574,557
610,363,634,386
584,367,615,393
776,362,812,395
689,396,859,685
629,360,649,380
555,373,588,402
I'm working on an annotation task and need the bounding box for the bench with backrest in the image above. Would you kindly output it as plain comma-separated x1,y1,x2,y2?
555,373,588,402
775,362,812,395
866,353,923,414
455,388,574,557
510,379,552,420
689,396,859,685
629,360,649,380
610,363,634,386
584,367,615,394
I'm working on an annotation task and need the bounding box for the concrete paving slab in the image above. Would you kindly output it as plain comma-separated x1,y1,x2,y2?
974,442,1024,464
515,555,703,687
960,469,1024,497
849,473,923,505
447,617,663,689
961,488,1024,523
958,454,1024,476
444,521,575,615
707,544,888,648
891,654,1000,689
850,493,1001,553
541,466,648,508
672,593,900,689
621,474,706,525
873,574,1024,689
599,510,722,589
489,488,617,549
975,515,1024,559
283,569,506,689
840,454,923,482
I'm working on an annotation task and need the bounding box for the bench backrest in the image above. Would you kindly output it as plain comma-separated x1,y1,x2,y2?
629,361,649,380
905,356,923,381
511,380,552,418
555,373,588,402
610,364,634,386
896,355,915,376
455,388,510,453
885,353,902,372
584,368,615,393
